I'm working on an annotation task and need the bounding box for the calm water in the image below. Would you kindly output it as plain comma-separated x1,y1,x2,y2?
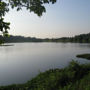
0,43,90,85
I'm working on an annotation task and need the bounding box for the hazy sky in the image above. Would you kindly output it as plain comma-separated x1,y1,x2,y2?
5,0,90,38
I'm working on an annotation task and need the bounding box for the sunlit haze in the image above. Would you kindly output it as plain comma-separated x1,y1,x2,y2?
4,0,90,38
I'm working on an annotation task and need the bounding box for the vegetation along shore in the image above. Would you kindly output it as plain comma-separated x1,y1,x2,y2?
0,60,90,90
0,33,90,43
76,54,90,60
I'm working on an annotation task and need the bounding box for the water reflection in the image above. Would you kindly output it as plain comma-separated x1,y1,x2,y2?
0,43,90,85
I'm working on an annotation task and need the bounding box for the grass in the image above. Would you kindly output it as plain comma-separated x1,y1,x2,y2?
76,54,90,60
0,60,90,90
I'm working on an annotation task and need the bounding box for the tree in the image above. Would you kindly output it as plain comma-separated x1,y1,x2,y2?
0,18,10,36
0,0,57,35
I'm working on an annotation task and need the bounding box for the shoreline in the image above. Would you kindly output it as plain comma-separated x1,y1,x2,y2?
0,60,90,90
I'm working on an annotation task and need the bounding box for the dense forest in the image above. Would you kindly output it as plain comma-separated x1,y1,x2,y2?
0,33,90,43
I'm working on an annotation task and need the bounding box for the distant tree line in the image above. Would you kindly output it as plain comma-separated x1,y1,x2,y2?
0,33,90,43
51,33,90,43
0,35,43,43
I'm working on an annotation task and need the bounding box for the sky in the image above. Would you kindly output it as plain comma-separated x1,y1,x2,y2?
4,0,90,38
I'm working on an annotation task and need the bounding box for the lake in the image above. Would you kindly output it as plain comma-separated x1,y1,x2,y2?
0,43,90,85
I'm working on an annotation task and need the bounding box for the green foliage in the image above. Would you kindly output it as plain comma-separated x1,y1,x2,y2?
59,73,90,90
0,17,10,44
0,0,57,43
1,32,90,43
0,18,10,33
0,0,57,17
0,39,4,44
77,54,90,60
8,0,57,16
49,33,90,43
0,1,9,16
0,0,57,39
0,60,90,90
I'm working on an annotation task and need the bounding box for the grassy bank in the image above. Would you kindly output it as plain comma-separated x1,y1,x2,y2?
0,60,90,90
76,54,90,60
